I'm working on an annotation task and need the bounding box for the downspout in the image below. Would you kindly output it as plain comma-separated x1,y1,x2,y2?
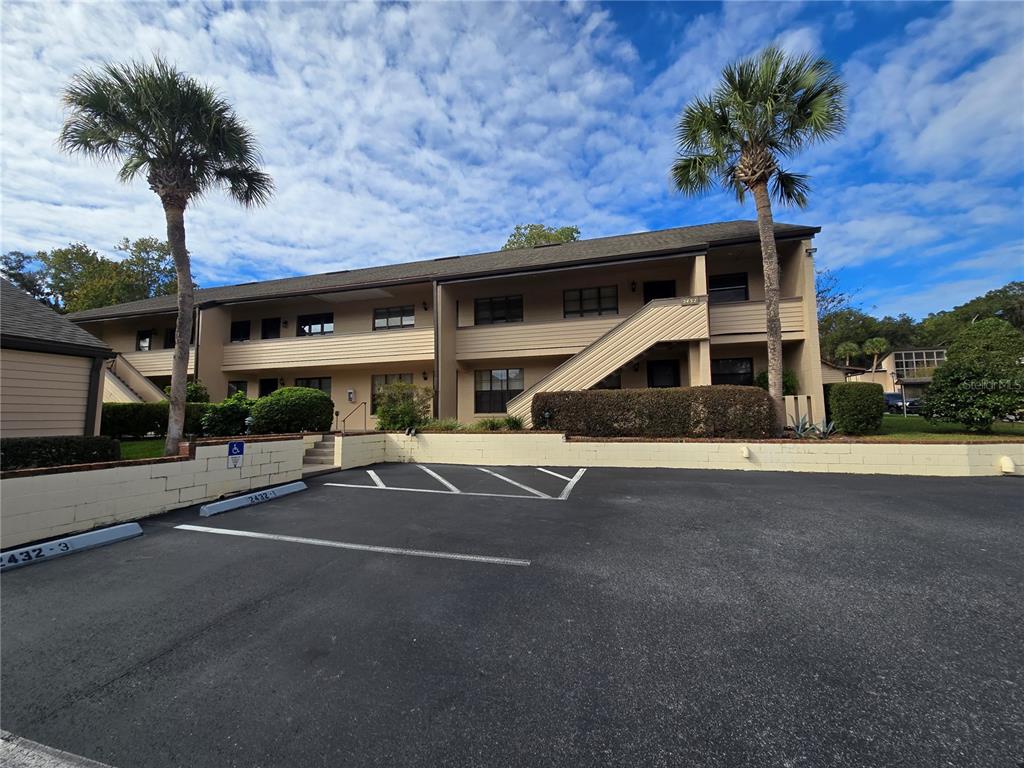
432,281,440,418
191,305,201,384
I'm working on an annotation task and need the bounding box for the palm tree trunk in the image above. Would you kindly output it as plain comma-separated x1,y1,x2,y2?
162,203,194,456
751,181,785,432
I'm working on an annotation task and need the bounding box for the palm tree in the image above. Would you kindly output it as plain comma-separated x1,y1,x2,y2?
671,46,845,429
862,337,890,372
59,57,273,455
835,341,861,367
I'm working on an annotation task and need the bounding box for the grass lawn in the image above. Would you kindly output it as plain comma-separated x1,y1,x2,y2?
856,414,1024,442
119,438,166,460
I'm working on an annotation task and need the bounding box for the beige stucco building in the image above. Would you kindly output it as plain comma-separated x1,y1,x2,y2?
1,278,114,437
68,220,828,429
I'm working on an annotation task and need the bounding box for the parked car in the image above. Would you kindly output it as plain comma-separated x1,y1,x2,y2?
885,392,921,414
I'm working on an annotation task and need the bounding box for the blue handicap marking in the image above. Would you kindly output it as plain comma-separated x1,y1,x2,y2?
228,441,245,456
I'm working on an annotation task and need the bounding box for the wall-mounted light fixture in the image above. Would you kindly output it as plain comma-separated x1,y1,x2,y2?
805,247,817,257
422,371,428,381
632,361,640,372
422,301,429,311
630,281,637,293
279,378,286,386
281,319,289,328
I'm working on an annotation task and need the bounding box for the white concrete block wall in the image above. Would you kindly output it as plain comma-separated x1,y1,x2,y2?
330,432,1024,478
0,438,305,549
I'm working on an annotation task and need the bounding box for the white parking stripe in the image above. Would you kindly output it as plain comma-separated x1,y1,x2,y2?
476,467,550,498
366,469,385,488
175,524,530,567
417,464,461,493
558,468,588,500
324,482,547,500
535,467,573,483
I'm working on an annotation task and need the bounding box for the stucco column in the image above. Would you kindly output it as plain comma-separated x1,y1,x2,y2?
196,306,231,402
795,240,826,421
434,282,458,419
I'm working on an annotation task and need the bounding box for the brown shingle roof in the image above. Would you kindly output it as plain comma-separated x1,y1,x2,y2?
1,278,112,353
67,219,818,321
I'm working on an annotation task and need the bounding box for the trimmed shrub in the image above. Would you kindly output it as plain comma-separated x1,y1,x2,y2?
1,435,120,470
101,402,213,438
532,386,775,439
101,402,169,438
163,379,210,403
828,382,884,435
200,393,253,437
822,382,838,423
754,369,800,396
373,381,433,431
250,387,334,434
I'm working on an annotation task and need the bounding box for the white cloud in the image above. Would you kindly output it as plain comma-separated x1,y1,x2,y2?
0,0,1021,320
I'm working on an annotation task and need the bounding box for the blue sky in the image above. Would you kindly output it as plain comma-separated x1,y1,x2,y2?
1,1,1021,318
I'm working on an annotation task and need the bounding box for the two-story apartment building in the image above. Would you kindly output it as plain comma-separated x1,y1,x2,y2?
68,220,826,430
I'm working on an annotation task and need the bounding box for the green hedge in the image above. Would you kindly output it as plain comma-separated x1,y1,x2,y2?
200,392,253,437
250,387,334,434
1,436,120,470
101,402,212,438
828,382,884,435
532,386,776,439
754,368,800,397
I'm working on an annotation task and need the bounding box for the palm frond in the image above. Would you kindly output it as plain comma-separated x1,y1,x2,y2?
59,55,273,208
769,169,811,208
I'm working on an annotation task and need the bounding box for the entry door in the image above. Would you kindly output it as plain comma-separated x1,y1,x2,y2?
647,360,680,388
258,378,279,397
643,280,676,304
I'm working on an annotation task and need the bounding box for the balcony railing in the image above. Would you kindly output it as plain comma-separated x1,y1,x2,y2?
709,297,804,336
221,327,434,371
456,316,622,360
121,348,195,377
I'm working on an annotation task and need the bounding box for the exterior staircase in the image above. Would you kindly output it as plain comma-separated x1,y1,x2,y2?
506,296,710,427
303,434,336,467
103,355,167,403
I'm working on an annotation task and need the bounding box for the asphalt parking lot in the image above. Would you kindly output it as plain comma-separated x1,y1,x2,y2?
1,464,1022,767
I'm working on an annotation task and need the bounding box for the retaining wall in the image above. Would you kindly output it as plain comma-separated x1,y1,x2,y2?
335,432,1024,478
0,438,305,549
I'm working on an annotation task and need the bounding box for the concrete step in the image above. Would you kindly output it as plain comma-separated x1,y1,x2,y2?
303,457,335,465
305,448,334,458
313,440,335,450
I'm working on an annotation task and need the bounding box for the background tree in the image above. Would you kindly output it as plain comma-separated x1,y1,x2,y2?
2,238,178,313
672,46,845,428
862,337,890,372
815,267,858,322
0,251,51,306
921,318,1024,432
835,341,861,367
917,281,1024,346
60,56,272,455
502,224,580,250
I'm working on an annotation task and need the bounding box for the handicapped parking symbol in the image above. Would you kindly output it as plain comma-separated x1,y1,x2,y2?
228,441,245,456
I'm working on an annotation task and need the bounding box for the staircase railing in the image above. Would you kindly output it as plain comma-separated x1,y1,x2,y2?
339,401,367,434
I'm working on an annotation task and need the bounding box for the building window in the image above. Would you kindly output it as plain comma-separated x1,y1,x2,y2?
474,368,524,413
163,328,176,349
136,330,153,352
708,273,749,303
295,376,332,395
230,320,251,343
258,378,279,398
371,373,414,414
297,313,334,336
564,286,618,318
261,317,281,339
373,305,415,331
893,349,945,379
227,380,248,397
592,371,622,390
711,357,754,386
474,295,523,325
